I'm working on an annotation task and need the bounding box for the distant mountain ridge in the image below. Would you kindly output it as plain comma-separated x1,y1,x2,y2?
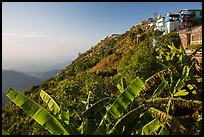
2,70,43,106
24,69,60,80
2,60,72,106
13,60,73,80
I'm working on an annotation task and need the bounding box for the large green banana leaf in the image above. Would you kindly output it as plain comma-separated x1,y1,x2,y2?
108,76,169,135
40,89,77,135
6,88,69,135
40,89,60,115
95,76,144,135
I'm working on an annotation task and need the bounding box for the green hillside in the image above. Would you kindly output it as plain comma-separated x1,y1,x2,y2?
2,23,202,135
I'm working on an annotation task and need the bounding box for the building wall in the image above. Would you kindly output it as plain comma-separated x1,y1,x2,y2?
165,21,180,34
190,26,202,45
155,17,165,32
179,25,202,49
156,17,164,27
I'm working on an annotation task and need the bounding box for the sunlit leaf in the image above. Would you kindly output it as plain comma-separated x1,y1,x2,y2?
95,76,144,135
40,89,60,115
158,126,169,135
141,118,161,135
173,89,189,97
196,77,202,83
173,79,185,94
6,88,69,135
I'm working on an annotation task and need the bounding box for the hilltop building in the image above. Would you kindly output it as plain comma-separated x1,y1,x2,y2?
154,16,165,34
179,9,202,20
146,18,156,29
164,12,180,34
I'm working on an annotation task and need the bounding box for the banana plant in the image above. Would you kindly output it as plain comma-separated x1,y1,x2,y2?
5,63,201,135
95,76,144,134
79,91,110,135
109,64,201,135
40,89,78,135
6,88,111,135
6,88,69,135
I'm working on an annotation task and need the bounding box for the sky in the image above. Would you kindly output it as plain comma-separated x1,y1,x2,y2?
2,2,202,72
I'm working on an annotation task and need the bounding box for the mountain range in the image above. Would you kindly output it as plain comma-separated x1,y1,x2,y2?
15,59,73,80
2,59,73,106
23,69,60,81
2,70,43,106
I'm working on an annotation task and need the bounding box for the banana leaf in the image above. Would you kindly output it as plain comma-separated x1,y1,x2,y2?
146,97,202,111
151,80,168,99
173,89,189,97
173,79,185,94
40,89,60,115
80,91,93,135
148,107,189,134
6,88,69,135
158,126,169,135
181,65,190,78
117,84,124,93
108,104,146,134
117,78,125,93
81,97,110,135
86,91,91,110
141,118,161,135
82,97,110,117
142,67,175,92
40,90,77,135
95,76,144,135
2,129,10,135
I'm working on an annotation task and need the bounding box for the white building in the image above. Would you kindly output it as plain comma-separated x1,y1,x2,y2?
154,17,165,33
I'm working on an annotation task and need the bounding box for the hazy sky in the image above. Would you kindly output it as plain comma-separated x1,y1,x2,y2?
2,2,202,71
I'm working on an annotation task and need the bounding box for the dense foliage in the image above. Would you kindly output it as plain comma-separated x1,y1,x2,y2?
2,23,202,135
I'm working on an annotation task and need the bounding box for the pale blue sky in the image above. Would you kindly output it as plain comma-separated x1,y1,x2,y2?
2,2,202,71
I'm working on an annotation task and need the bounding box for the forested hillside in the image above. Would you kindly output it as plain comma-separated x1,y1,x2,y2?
2,23,202,135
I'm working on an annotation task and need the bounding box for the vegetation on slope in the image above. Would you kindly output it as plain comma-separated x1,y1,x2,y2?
2,23,202,135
